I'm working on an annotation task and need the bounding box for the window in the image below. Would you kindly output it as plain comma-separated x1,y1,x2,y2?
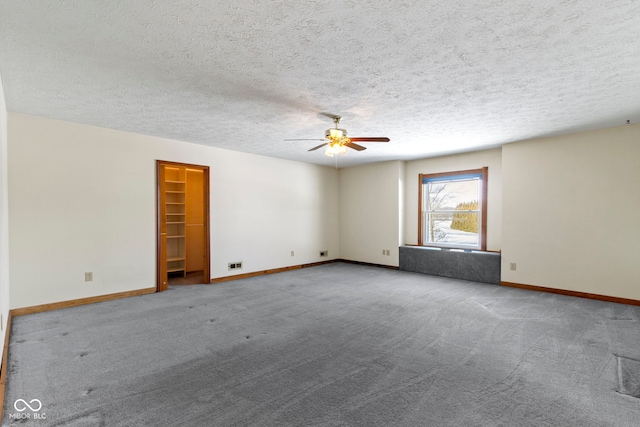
418,168,487,250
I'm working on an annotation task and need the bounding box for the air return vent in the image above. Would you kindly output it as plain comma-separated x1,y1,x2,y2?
228,262,243,271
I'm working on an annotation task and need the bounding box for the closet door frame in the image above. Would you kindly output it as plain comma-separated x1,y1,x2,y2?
156,160,210,291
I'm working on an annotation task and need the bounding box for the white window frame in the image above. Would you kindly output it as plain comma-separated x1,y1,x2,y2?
418,167,488,251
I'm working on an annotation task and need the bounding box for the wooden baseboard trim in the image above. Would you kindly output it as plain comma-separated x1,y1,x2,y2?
211,259,399,284
501,281,640,306
0,310,13,422
336,259,400,270
211,260,336,283
11,287,157,317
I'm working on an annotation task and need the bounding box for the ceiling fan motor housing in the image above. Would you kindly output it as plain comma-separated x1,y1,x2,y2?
326,128,348,138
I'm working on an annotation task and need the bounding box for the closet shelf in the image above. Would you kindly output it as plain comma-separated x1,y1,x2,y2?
163,164,205,281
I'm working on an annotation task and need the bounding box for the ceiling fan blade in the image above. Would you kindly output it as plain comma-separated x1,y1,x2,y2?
345,142,367,151
319,112,341,120
284,138,325,141
308,143,328,152
349,137,390,142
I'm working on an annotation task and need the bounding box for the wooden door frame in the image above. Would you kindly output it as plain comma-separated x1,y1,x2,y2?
156,160,211,292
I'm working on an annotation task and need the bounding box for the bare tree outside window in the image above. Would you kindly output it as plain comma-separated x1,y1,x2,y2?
427,183,453,243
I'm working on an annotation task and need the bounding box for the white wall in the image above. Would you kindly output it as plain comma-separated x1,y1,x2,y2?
502,125,640,300
0,74,10,363
404,149,503,251
7,111,640,309
339,161,404,266
8,113,339,309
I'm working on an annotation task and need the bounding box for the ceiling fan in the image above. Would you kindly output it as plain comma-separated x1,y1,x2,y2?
285,114,390,157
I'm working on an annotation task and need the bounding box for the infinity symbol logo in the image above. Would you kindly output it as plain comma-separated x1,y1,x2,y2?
14,399,42,412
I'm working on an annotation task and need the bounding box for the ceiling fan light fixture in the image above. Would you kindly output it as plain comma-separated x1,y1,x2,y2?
324,146,334,157
325,140,348,157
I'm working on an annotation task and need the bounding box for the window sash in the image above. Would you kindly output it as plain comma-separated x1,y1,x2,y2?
422,174,481,184
424,212,480,216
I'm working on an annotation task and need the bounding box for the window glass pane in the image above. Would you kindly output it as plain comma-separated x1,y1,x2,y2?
425,179,480,247
426,211,479,246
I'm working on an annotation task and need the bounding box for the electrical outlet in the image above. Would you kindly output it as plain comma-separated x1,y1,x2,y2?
510,263,517,271
85,272,93,282
291,250,294,256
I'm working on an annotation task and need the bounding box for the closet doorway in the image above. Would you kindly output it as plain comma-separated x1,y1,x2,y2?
156,161,210,291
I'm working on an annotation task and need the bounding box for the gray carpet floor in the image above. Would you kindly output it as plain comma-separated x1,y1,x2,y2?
3,263,640,426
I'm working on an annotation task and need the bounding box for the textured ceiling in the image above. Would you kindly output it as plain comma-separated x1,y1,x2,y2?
1,1,639,167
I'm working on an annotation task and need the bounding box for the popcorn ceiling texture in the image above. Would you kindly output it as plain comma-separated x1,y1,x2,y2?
1,1,639,167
